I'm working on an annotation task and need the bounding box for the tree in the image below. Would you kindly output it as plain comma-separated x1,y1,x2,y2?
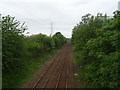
2,15,27,71
72,12,120,88
52,32,66,48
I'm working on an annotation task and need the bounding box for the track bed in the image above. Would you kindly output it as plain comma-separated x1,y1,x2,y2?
22,42,75,89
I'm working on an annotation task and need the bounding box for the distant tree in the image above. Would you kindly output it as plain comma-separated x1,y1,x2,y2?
52,32,66,48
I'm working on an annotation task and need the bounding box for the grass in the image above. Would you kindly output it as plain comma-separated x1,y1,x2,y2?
3,49,57,88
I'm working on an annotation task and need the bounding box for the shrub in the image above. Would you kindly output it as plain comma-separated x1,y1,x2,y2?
72,11,120,88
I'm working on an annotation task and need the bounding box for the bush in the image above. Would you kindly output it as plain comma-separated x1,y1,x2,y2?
2,15,27,72
2,15,67,88
52,32,67,48
72,11,120,88
27,34,55,57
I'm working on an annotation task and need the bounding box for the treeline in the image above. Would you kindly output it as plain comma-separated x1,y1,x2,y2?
72,11,120,88
25,32,66,57
2,15,67,88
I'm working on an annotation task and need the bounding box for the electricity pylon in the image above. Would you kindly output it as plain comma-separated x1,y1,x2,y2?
50,22,53,36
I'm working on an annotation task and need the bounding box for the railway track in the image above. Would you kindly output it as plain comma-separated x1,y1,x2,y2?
22,42,75,89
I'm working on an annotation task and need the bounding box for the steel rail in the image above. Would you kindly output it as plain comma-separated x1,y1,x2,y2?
32,45,66,90
42,49,66,89
55,46,69,89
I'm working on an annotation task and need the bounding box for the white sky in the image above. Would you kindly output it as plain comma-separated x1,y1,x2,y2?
0,0,119,38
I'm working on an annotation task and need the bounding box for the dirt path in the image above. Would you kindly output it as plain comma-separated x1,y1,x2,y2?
22,42,75,89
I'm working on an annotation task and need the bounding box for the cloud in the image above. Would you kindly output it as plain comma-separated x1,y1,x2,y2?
0,0,119,38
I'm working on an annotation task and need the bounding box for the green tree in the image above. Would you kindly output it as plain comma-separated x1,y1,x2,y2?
2,15,27,71
52,32,67,48
72,12,120,88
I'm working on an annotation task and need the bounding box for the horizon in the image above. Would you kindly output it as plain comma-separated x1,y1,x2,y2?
0,0,119,38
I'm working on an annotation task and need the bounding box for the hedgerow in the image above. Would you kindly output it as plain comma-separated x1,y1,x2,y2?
72,11,120,88
2,15,67,88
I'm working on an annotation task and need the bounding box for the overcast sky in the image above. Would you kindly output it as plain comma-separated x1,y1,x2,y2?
0,0,119,38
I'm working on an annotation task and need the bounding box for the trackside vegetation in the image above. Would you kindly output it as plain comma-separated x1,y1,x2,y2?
72,11,120,88
2,15,67,88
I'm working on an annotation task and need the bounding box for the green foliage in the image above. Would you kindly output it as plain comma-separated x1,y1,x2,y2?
2,15,67,88
2,15,27,72
72,11,120,88
3,50,57,88
26,34,55,57
52,32,67,48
